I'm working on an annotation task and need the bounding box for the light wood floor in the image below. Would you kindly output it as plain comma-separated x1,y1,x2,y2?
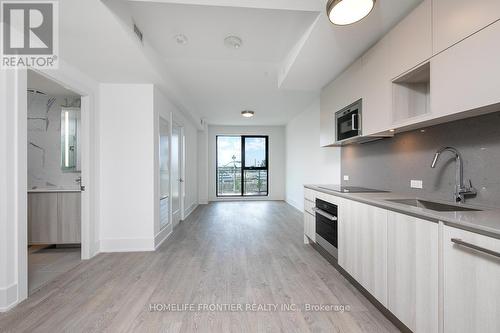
0,201,399,332
28,245,81,295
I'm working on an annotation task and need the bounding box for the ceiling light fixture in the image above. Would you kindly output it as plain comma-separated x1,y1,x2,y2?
326,0,376,26
241,110,254,118
174,34,188,45
224,36,243,49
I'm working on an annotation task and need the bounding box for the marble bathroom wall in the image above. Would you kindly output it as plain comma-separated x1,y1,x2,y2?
28,93,81,189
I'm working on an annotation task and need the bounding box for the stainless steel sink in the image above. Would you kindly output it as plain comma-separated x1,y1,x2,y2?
385,199,482,212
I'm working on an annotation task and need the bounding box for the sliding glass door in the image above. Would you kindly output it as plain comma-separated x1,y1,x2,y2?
216,135,268,197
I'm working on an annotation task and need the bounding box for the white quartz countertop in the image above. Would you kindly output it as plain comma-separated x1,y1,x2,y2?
28,187,81,193
305,184,500,238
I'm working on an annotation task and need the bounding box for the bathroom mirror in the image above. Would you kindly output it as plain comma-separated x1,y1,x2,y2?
60,108,80,172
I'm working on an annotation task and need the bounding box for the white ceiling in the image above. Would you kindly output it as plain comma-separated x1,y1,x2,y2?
122,0,422,125
52,0,422,126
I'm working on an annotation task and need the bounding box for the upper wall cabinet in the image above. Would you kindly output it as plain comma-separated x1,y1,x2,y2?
431,20,500,118
320,59,363,146
389,0,432,79
361,36,392,135
433,0,500,54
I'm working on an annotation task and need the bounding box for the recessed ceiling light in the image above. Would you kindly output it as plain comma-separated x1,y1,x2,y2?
326,0,376,26
174,34,188,45
389,129,395,132
224,36,243,49
241,110,254,118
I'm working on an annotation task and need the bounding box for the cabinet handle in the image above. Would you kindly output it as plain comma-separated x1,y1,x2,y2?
351,114,358,131
451,238,500,259
312,207,338,222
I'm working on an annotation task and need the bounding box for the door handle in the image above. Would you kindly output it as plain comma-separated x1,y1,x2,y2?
179,178,184,183
312,207,338,222
451,238,500,259
351,114,359,131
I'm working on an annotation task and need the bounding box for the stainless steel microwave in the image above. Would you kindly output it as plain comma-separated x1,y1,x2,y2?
335,99,362,142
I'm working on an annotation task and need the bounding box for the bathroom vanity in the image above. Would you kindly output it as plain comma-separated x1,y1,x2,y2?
28,189,81,244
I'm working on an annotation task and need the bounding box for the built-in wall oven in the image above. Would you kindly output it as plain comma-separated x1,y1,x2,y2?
313,198,338,259
335,99,362,142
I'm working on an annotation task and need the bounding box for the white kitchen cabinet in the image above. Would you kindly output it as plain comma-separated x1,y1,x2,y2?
361,36,392,135
339,199,388,306
431,20,500,118
304,188,316,203
443,225,500,333
389,0,432,79
303,211,315,244
320,59,363,146
387,212,439,333
433,0,500,54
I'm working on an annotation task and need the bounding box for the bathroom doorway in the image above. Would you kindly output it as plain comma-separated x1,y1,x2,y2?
26,70,83,295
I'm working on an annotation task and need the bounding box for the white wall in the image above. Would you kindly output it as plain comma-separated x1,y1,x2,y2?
207,125,286,201
285,98,341,211
99,84,156,252
0,68,27,312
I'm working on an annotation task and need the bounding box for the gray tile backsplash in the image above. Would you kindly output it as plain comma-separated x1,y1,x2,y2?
341,111,500,207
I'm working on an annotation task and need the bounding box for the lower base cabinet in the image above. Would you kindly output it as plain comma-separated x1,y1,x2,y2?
387,211,439,333
306,188,500,333
443,225,500,333
339,200,388,306
28,192,81,244
303,211,315,243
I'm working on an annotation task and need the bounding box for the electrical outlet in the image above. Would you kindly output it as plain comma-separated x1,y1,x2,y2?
343,175,349,181
410,180,423,189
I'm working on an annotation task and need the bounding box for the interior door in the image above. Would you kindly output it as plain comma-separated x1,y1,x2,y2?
159,117,169,229
171,123,183,227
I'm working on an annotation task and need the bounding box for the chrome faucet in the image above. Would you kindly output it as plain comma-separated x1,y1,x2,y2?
430,147,476,203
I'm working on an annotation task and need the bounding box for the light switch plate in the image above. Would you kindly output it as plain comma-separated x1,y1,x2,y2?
410,180,423,189
343,175,349,181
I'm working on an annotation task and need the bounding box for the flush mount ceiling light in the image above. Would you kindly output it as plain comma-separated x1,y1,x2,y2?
241,110,254,118
174,34,188,45
224,36,243,49
326,0,376,26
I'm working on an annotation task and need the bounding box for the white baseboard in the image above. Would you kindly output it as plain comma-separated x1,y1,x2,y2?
100,237,155,253
154,226,172,250
286,198,303,212
0,283,18,312
184,202,198,219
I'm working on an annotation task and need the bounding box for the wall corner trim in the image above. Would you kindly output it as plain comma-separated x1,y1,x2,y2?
0,283,19,312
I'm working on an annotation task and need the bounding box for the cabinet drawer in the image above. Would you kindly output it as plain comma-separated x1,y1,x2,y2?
304,188,315,202
304,211,315,242
443,226,500,333
304,199,314,215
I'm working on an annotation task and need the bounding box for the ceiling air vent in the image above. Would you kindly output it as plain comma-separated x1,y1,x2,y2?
133,23,143,43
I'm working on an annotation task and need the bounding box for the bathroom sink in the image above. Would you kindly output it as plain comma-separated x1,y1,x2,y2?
385,199,482,212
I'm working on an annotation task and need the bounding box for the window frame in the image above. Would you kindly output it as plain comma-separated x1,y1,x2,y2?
216,135,269,197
